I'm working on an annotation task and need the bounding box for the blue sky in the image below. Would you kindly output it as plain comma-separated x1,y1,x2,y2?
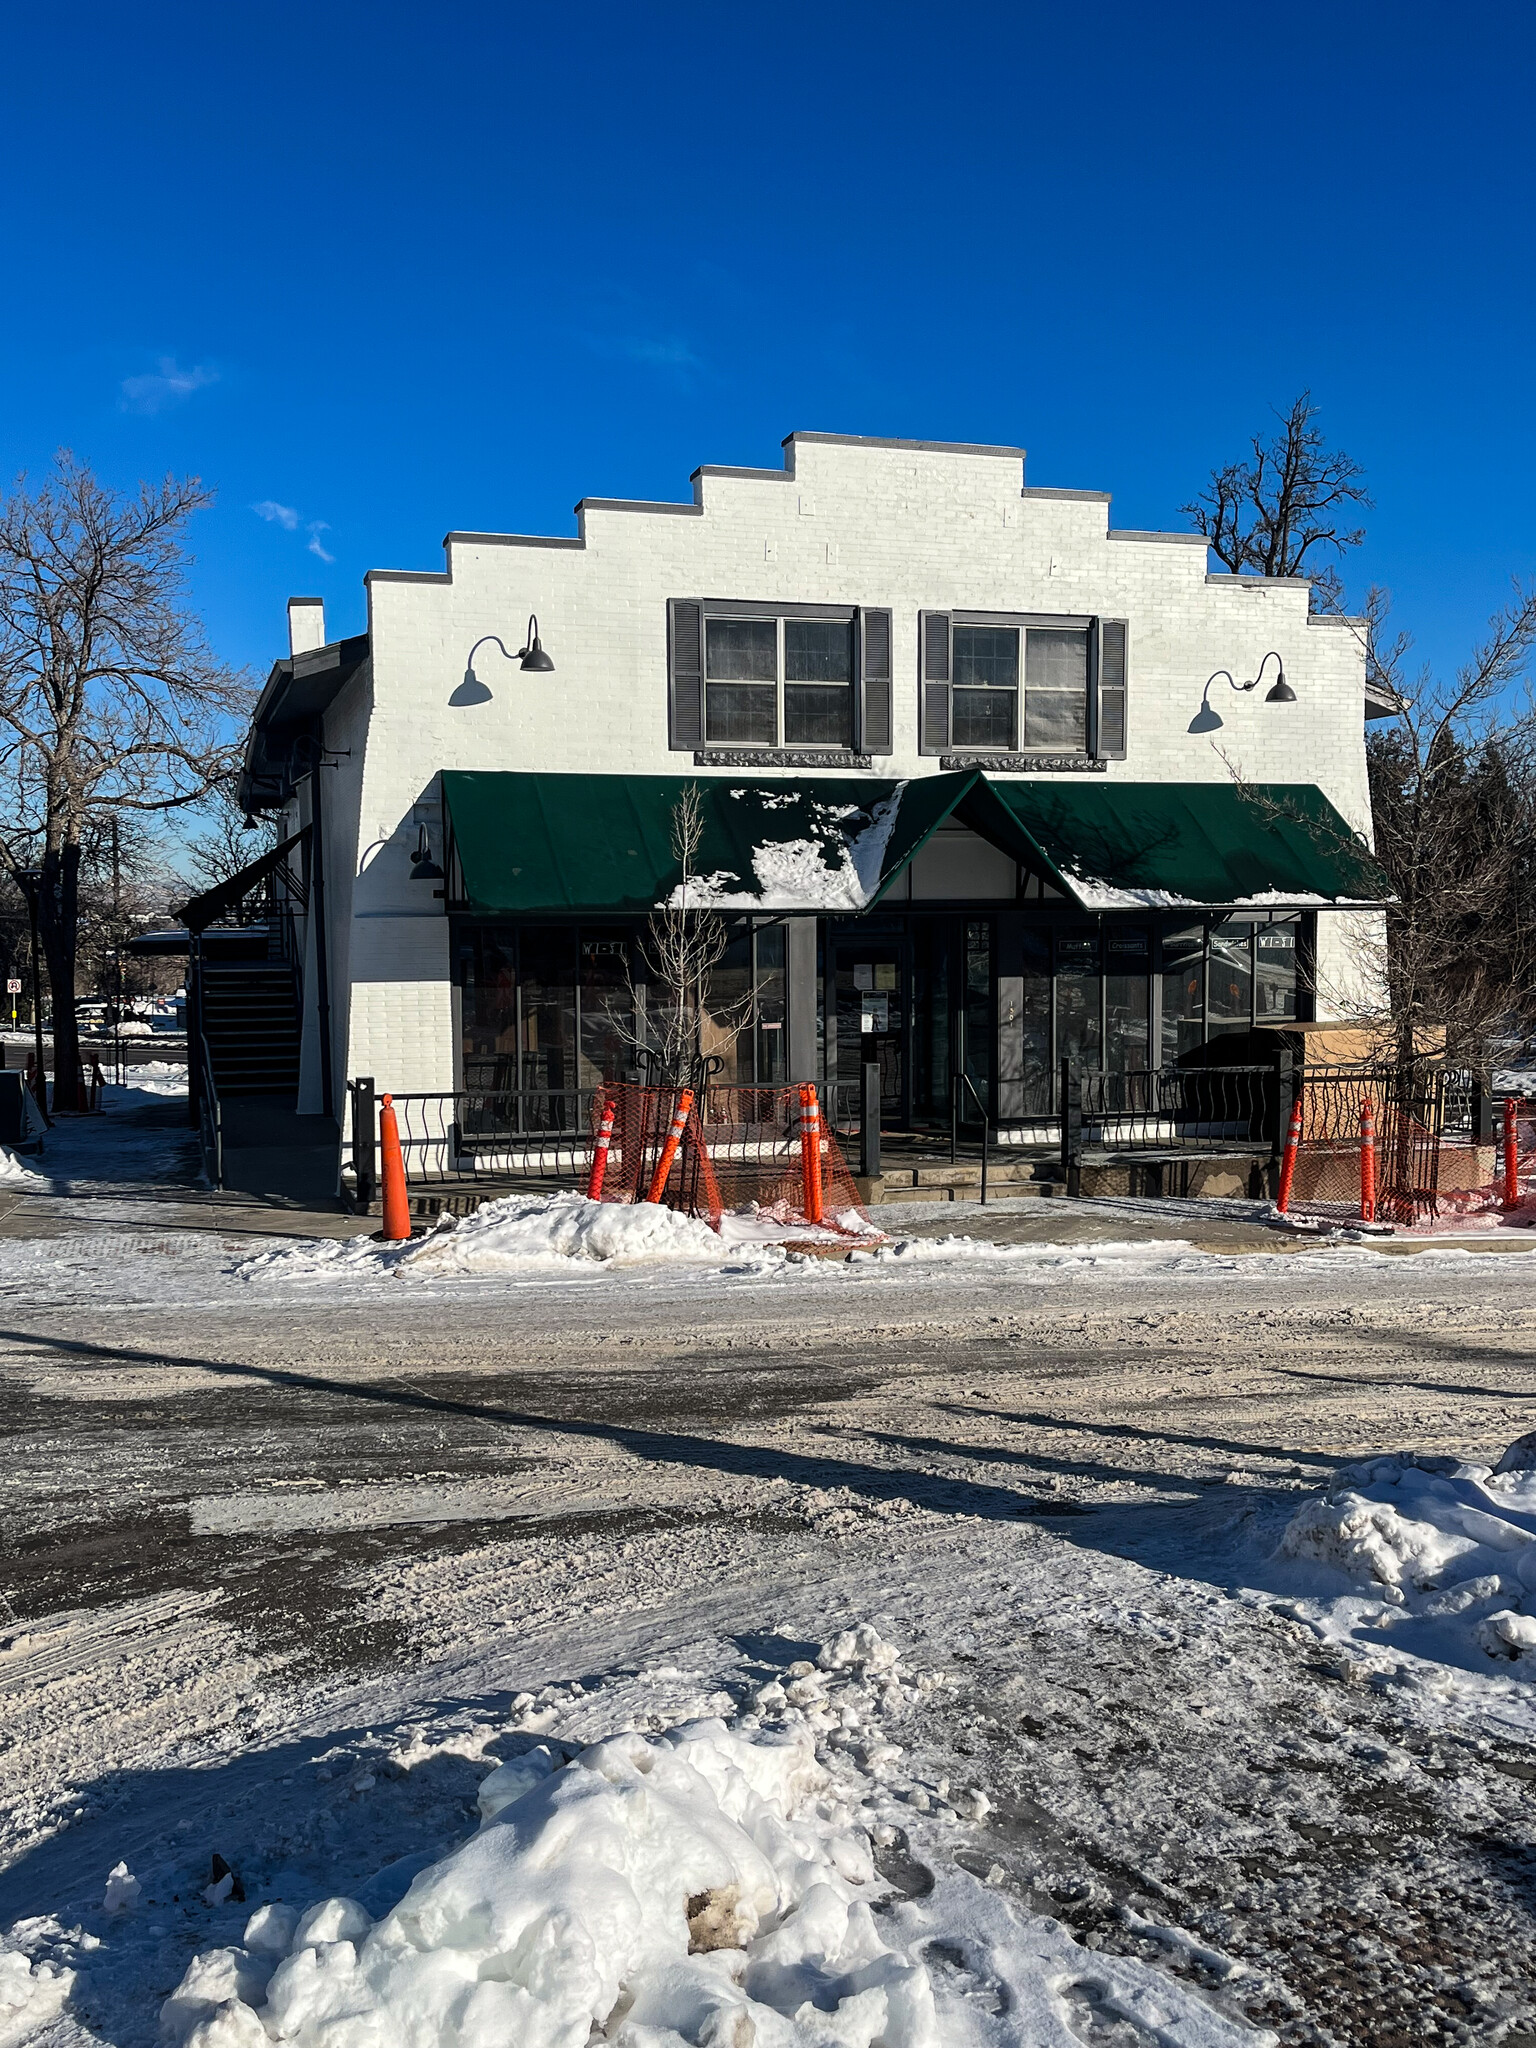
1,0,1532,693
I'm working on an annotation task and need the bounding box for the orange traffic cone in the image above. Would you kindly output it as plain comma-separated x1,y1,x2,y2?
379,1093,412,1241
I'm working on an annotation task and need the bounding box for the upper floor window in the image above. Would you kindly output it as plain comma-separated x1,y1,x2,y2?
705,615,854,748
922,612,1127,760
668,601,893,756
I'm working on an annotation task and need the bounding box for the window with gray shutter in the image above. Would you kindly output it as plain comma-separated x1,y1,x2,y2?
1096,619,1128,759
920,612,951,754
859,607,893,754
668,599,703,749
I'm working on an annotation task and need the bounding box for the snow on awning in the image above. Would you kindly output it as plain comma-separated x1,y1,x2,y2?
987,779,1386,911
439,771,1385,919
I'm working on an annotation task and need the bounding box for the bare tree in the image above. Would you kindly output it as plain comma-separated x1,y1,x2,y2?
1364,583,1536,1068
0,454,249,1105
184,772,282,891
1183,392,1372,613
611,785,751,1085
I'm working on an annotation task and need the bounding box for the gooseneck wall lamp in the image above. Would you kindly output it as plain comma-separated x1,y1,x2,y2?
409,823,444,882
460,617,556,701
1188,651,1296,735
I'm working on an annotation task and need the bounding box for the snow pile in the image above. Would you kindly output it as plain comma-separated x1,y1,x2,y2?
408,1192,737,1274
120,1061,188,1098
0,1147,45,1187
164,1719,937,2048
1278,1436,1536,1673
0,1937,73,2048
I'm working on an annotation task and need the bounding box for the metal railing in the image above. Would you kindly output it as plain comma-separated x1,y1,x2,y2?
1060,1061,1276,1193
196,1028,223,1189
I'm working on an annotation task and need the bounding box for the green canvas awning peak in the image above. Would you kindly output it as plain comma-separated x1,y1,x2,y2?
986,779,1385,910
439,770,1385,919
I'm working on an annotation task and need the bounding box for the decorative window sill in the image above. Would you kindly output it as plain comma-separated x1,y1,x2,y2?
692,748,874,769
940,753,1107,773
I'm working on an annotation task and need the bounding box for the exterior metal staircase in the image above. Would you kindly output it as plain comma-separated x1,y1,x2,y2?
199,957,302,1097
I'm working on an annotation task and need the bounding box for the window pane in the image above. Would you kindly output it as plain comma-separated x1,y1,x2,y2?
579,930,632,1089
953,626,1018,689
962,922,991,1113
784,619,852,682
1023,689,1086,750
520,928,578,1099
784,684,853,748
706,617,776,681
952,689,1016,748
1161,925,1204,1065
703,923,752,1084
705,684,776,745
1104,927,1150,1075
461,929,518,1091
1026,628,1089,689
1255,920,1299,1022
754,923,786,1086
1055,929,1101,1069
1019,927,1052,1115
1208,920,1254,1038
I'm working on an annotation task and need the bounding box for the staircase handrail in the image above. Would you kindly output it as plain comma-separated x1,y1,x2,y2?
196,1025,223,1190
949,1070,992,1205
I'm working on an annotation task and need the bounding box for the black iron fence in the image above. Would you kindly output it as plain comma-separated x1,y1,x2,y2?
1057,1061,1278,1190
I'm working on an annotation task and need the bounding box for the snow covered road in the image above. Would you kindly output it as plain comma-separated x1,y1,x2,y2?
3,1095,1536,2045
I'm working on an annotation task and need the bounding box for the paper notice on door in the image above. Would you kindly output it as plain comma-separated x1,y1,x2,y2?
875,963,898,991
853,963,873,991
861,994,890,1033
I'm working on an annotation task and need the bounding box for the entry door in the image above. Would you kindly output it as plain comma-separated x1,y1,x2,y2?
835,943,905,1120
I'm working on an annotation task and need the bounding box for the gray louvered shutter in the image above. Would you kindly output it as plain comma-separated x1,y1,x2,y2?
858,607,893,754
920,611,950,755
668,599,703,750
1096,619,1128,759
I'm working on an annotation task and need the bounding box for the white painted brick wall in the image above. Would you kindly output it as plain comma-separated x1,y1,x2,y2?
318,433,1374,1091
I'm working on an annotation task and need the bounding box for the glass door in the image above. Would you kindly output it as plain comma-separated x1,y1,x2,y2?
835,940,906,1120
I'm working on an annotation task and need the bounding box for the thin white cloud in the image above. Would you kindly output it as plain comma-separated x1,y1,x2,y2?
120,357,219,415
252,501,337,564
581,332,703,373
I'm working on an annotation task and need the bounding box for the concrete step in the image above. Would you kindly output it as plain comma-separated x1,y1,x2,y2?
857,1175,1067,1205
891,1159,1058,1188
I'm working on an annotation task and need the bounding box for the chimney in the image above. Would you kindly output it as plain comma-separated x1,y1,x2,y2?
288,596,327,657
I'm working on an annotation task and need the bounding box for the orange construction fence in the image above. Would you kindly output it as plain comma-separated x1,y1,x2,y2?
587,1082,870,1235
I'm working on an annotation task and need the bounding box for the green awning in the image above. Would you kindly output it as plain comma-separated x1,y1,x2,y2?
986,780,1385,909
440,771,1384,918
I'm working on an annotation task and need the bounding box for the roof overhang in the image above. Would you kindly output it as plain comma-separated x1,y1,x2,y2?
239,633,369,811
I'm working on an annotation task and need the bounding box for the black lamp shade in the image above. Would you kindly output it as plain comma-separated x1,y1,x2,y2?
519,635,554,673
1265,673,1297,703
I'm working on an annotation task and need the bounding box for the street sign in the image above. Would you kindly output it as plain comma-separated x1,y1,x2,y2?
5,979,20,994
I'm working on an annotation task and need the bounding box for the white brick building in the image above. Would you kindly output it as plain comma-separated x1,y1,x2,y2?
233,431,1387,1175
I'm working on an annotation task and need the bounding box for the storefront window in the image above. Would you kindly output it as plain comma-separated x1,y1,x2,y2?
1104,927,1150,1074
963,922,992,1113
579,931,633,1088
519,929,578,1099
461,930,518,1090
1018,928,1051,1116
1255,920,1299,1022
754,923,787,1085
1055,930,1101,1070
703,922,753,1084
1208,920,1254,1041
1161,926,1204,1066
